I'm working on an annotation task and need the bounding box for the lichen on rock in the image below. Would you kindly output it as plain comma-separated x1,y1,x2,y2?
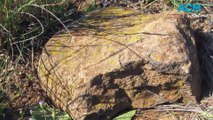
38,7,201,120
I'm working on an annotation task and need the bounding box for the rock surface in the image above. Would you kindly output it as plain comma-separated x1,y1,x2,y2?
38,7,201,120
133,110,200,120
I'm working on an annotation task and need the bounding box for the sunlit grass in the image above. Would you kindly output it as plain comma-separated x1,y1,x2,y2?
0,0,73,119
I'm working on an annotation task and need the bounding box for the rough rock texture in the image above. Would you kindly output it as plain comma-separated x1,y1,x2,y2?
38,7,201,120
133,111,200,120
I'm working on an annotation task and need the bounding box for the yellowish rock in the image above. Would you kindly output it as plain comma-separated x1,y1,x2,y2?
38,7,201,120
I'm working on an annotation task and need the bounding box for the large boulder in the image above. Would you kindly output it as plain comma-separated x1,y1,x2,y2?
38,7,201,120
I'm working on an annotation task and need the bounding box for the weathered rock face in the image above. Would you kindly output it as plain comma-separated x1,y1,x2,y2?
38,7,201,120
133,110,199,120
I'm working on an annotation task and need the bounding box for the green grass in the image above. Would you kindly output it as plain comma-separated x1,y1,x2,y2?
0,0,73,119
113,110,136,120
29,102,71,120
0,0,70,47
